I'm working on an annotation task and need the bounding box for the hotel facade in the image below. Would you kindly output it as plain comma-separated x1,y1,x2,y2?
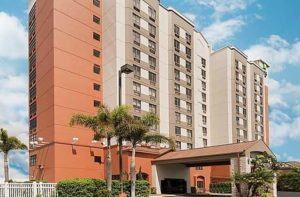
28,0,270,188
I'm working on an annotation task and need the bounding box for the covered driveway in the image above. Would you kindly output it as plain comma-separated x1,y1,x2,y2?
151,140,276,197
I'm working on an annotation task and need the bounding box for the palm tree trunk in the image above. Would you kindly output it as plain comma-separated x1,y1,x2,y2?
106,138,112,191
4,153,9,182
119,138,124,193
130,146,136,197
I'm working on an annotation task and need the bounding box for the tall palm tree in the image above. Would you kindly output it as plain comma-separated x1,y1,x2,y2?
111,105,131,193
70,105,115,190
123,113,175,197
0,128,27,182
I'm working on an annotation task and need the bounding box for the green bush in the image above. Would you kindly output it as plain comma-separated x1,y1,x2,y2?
278,172,300,192
57,179,150,197
191,186,197,193
96,189,112,197
150,187,157,194
210,182,232,194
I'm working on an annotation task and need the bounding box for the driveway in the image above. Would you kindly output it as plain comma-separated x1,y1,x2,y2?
278,191,300,197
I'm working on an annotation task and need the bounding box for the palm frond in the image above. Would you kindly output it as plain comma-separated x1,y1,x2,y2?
143,133,175,149
69,114,97,131
141,113,160,127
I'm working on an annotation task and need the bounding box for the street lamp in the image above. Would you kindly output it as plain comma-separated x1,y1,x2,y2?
118,64,133,194
119,64,134,105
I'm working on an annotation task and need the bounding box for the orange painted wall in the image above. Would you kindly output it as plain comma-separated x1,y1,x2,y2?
190,167,211,192
29,0,103,182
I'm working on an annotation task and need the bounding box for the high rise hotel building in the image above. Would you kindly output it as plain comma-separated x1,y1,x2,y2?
28,0,269,182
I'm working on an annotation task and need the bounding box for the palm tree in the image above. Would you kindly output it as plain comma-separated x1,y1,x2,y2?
123,113,175,197
0,128,27,182
111,105,131,193
70,104,131,191
70,105,115,190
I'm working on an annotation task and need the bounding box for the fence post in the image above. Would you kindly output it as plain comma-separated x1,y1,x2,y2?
4,182,9,197
33,181,37,197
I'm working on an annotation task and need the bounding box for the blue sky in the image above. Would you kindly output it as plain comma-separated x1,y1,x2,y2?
0,0,299,180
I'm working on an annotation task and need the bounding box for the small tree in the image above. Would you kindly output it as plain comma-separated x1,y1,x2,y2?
0,128,27,182
233,152,279,197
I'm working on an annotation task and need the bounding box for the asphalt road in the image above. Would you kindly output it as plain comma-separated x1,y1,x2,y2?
278,191,300,197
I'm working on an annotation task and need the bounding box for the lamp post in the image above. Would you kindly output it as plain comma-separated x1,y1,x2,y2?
118,64,134,194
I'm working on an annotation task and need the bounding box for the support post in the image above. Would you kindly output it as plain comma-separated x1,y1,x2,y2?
33,181,37,197
4,182,9,197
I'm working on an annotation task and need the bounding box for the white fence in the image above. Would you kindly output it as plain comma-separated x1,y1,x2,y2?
0,182,57,197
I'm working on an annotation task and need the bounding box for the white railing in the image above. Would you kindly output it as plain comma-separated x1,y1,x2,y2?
0,182,57,197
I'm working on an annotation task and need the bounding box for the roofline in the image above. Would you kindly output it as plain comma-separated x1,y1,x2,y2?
212,46,248,59
249,61,268,75
159,4,195,27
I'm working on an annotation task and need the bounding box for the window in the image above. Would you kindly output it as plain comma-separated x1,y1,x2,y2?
133,48,140,61
186,47,191,58
202,104,207,113
174,40,180,51
93,15,100,24
187,143,193,149
203,127,207,136
187,129,192,138
187,116,192,125
186,61,191,71
186,33,191,44
149,24,156,37
133,65,141,76
133,99,141,110
149,40,156,53
175,98,180,108
175,83,180,93
201,69,206,79
196,166,203,170
202,93,206,102
175,127,181,135
30,101,37,116
148,6,156,20
30,118,37,130
30,86,36,102
186,75,191,86
133,0,140,9
133,14,140,27
133,82,141,93
202,81,206,91
93,32,100,41
203,139,207,147
29,69,36,86
30,155,37,166
202,115,207,125
93,0,100,7
149,56,156,68
186,88,192,98
149,88,156,98
174,69,180,81
149,72,156,83
93,64,100,74
174,54,180,66
133,31,140,44
175,112,180,122
174,25,180,37
176,141,181,149
149,104,156,113
93,49,100,57
94,100,101,107
187,102,192,112
201,58,206,67
94,156,102,163
94,83,101,91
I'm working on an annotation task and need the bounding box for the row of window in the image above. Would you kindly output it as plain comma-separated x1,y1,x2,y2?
133,48,156,69
174,40,192,59
133,0,156,21
133,31,156,54
175,141,193,149
133,98,157,113
174,69,192,86
174,97,192,112
175,113,193,125
174,25,192,45
174,54,192,72
133,82,157,98
175,127,192,138
133,13,156,37
133,65,157,84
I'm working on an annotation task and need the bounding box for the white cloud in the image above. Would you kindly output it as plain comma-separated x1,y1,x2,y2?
202,18,246,46
245,35,300,72
183,13,197,23
0,12,28,59
194,0,254,18
282,153,300,162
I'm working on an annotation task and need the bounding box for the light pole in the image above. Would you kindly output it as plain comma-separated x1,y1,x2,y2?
118,64,134,194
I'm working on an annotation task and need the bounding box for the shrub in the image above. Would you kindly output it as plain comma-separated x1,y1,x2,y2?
210,182,232,194
57,179,150,197
36,194,42,197
96,189,112,197
191,186,197,193
278,172,300,192
151,187,157,194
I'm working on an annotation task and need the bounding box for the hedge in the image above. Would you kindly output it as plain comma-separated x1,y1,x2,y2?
277,172,300,192
209,182,232,194
56,179,149,197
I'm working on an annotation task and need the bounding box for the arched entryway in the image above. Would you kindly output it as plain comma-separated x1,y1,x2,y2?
196,176,205,193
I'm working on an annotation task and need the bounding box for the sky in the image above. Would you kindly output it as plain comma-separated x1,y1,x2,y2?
0,0,299,181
